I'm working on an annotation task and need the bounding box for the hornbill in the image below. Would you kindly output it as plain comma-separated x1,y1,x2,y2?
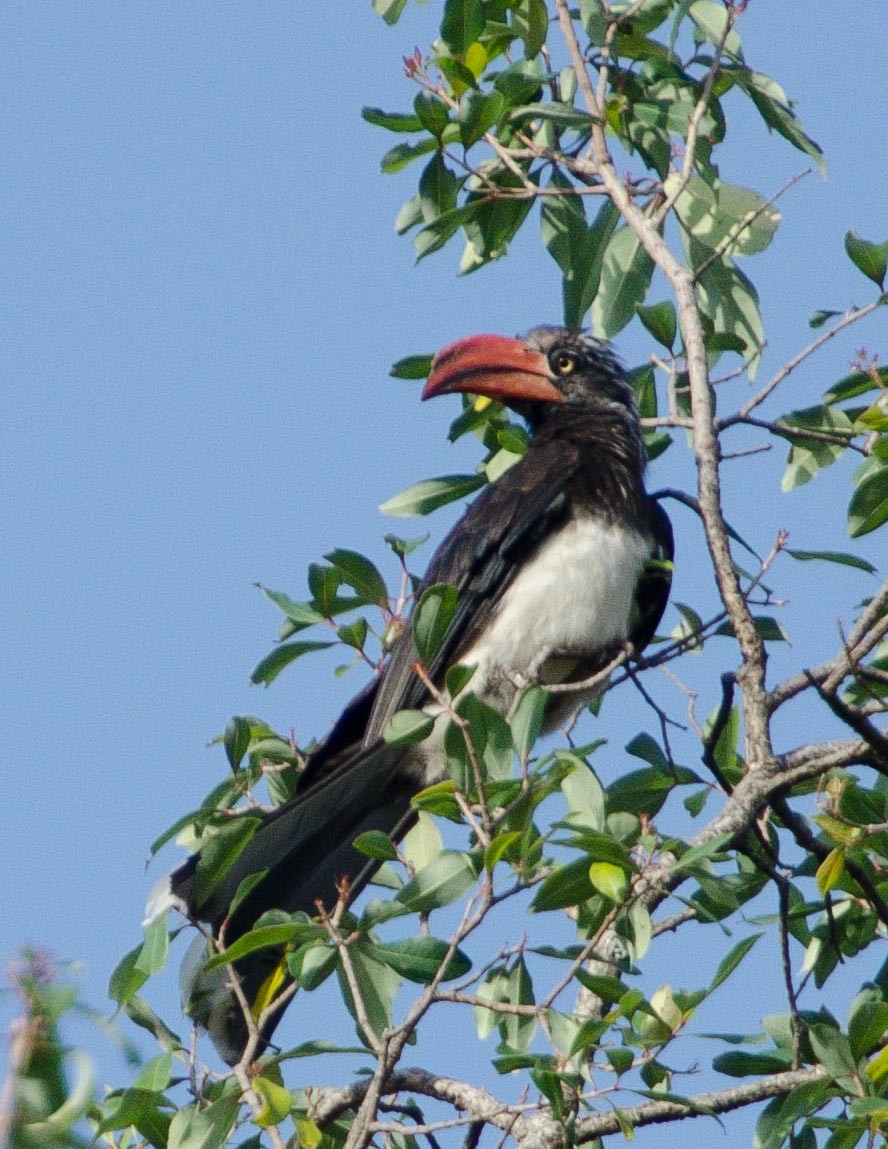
147,326,673,1063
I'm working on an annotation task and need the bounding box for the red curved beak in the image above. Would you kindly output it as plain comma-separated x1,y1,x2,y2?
421,334,562,405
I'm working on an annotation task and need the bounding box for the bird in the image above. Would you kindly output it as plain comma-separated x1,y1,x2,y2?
146,325,674,1063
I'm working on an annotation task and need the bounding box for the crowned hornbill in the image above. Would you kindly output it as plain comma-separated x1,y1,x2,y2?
147,326,673,1063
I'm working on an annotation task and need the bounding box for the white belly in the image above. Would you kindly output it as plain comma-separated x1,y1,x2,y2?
403,515,652,785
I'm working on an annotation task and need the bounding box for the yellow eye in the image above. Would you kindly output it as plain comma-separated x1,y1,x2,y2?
552,350,578,376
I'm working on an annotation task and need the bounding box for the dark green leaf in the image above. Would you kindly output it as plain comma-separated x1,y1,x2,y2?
353,830,399,861
361,105,422,132
414,91,450,139
786,549,876,574
458,90,507,148
204,920,320,972
445,662,477,698
325,549,389,607
413,583,459,663
257,584,326,630
714,616,789,643
337,617,368,650
511,0,549,57
713,1049,793,1077
441,0,486,55
390,354,433,380
381,137,439,174
541,175,620,328
370,936,471,983
709,934,762,992
848,464,888,538
530,856,597,912
637,300,677,349
808,1023,858,1084
729,66,826,175
810,309,840,329
385,531,430,558
823,364,888,403
250,641,335,686
419,153,459,223
844,230,888,289
223,715,251,772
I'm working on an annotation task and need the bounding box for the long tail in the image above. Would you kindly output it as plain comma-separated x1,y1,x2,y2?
148,744,416,1062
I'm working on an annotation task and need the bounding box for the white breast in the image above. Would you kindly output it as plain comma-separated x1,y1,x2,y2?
402,515,652,786
465,515,652,677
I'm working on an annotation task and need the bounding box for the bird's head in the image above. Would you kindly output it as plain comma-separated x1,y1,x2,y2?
422,326,636,427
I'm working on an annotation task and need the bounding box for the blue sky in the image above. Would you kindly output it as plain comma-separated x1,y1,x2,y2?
2,4,886,1143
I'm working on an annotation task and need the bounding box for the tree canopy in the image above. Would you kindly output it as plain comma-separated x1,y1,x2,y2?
4,4,887,1149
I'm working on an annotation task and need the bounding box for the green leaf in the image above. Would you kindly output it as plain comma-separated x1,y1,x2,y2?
390,354,433,380
257,584,326,629
778,404,854,491
714,616,788,643
786,548,876,573
844,230,888,289
133,1051,173,1093
337,617,368,650
325,548,389,607
402,811,444,869
815,848,845,894
438,664,473,703
381,136,439,174
808,1023,858,1085
688,1,743,56
688,239,764,374
380,473,485,517
108,945,149,1007
607,764,701,818
135,916,169,976
371,936,471,983
441,0,486,55
449,693,513,784
636,300,677,349
372,0,410,25
591,224,655,338
823,364,888,403
204,920,320,972
848,464,888,538
361,106,422,132
588,861,629,901
397,851,477,912
809,308,840,329
383,709,436,746
541,175,620,328
222,715,251,772
419,153,459,223
671,176,780,258
168,1097,239,1149
709,933,762,992
458,90,507,148
414,91,450,139
413,583,459,663
336,943,401,1044
729,66,825,175
253,1073,293,1128
561,759,606,830
250,640,335,686
530,856,597,912
511,0,549,56
353,830,399,861
385,531,429,558
713,1049,793,1077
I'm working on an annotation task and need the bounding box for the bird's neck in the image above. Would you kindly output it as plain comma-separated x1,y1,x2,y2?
533,402,649,515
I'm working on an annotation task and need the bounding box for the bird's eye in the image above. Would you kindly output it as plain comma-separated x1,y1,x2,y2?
551,349,579,376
